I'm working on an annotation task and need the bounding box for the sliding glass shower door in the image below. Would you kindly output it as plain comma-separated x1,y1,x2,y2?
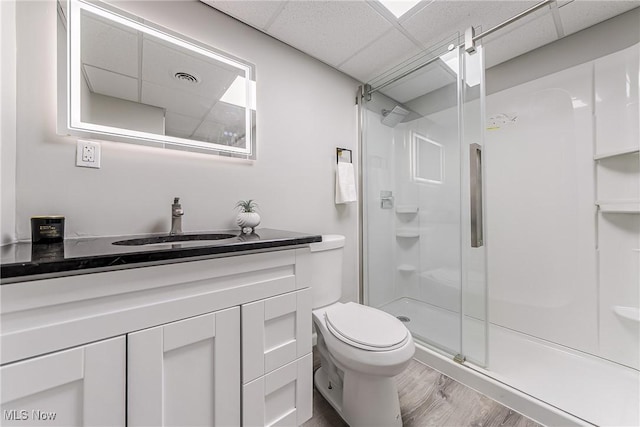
361,36,487,365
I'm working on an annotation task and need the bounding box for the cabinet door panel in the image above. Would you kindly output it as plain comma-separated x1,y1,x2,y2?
128,307,240,427
0,337,125,426
243,289,312,384
242,354,312,427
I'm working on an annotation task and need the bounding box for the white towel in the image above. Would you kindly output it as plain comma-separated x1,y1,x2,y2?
335,162,357,204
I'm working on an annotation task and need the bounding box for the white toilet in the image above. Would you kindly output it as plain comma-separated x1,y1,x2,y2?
308,235,415,427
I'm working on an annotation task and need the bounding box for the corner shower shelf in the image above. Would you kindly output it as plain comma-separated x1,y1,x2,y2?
396,230,420,238
397,264,416,273
613,306,640,323
596,200,640,213
396,205,419,214
594,147,640,160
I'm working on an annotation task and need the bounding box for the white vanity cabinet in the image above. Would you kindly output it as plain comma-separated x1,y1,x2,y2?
0,247,314,427
128,307,241,427
0,337,126,427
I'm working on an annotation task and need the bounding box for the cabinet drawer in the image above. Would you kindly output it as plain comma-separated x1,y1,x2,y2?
242,288,311,384
242,353,312,427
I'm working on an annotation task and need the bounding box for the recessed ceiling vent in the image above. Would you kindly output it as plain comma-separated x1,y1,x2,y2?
174,72,199,84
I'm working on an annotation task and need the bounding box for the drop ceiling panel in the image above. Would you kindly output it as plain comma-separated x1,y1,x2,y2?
83,65,139,102
339,28,422,83
559,0,640,36
141,37,237,101
141,81,214,119
483,8,559,68
267,1,394,67
192,120,228,143
193,117,246,145
200,0,637,84
204,102,246,127
200,0,286,29
165,111,203,139
402,1,539,51
81,13,139,77
380,59,456,103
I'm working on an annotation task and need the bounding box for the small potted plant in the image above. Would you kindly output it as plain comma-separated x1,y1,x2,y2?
235,199,260,234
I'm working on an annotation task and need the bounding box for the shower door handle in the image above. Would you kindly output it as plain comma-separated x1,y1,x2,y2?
470,144,483,248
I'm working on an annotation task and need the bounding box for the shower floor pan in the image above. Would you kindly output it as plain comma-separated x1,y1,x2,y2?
380,297,460,355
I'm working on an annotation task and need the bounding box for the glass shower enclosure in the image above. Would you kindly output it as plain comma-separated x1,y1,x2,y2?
360,35,487,365
360,13,639,425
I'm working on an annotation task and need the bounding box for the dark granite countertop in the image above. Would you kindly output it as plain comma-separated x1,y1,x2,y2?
1,229,321,284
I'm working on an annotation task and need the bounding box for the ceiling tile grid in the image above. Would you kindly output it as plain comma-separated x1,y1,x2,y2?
482,6,559,67
402,1,539,54
266,1,395,66
205,102,245,125
192,120,228,142
165,111,204,138
200,0,639,85
141,80,215,119
202,0,286,29
558,0,640,35
382,59,456,103
142,37,237,101
81,14,139,77
83,65,139,102
363,0,428,47
338,27,423,82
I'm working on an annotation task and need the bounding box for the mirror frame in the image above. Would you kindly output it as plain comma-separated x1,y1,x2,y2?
63,0,257,158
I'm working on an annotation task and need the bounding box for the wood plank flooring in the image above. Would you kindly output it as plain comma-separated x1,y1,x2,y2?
303,352,543,427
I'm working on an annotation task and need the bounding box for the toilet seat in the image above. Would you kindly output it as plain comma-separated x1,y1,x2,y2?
324,302,409,351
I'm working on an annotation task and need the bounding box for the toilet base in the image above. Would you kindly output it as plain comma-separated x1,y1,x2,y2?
314,366,403,427
314,366,346,421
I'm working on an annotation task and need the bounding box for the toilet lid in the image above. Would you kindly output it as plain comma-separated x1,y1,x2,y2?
325,302,408,350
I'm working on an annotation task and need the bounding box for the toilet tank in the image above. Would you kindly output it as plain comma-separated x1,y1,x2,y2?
308,235,345,309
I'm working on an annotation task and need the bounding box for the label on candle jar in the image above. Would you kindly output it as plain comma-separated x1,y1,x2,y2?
31,216,65,244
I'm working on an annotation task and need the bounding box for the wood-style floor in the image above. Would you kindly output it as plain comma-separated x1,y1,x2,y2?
303,353,543,427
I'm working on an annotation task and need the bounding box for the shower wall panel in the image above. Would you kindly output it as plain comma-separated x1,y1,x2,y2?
594,44,639,370
594,44,639,156
392,123,421,301
364,111,397,308
414,110,461,313
487,43,640,369
485,62,598,355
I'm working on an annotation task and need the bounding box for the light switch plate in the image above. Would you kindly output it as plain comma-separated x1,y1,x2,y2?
76,139,101,168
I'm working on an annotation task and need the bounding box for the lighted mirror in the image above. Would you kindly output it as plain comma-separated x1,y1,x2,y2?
61,0,256,158
412,132,444,184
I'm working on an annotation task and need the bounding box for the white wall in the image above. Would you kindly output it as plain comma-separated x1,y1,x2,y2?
1,0,17,245
11,1,360,302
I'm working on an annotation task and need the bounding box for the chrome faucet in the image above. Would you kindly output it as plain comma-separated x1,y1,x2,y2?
170,197,184,235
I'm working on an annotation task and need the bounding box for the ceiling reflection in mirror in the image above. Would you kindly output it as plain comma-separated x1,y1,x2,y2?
66,0,256,157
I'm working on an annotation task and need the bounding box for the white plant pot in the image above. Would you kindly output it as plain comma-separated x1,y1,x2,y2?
236,212,260,233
